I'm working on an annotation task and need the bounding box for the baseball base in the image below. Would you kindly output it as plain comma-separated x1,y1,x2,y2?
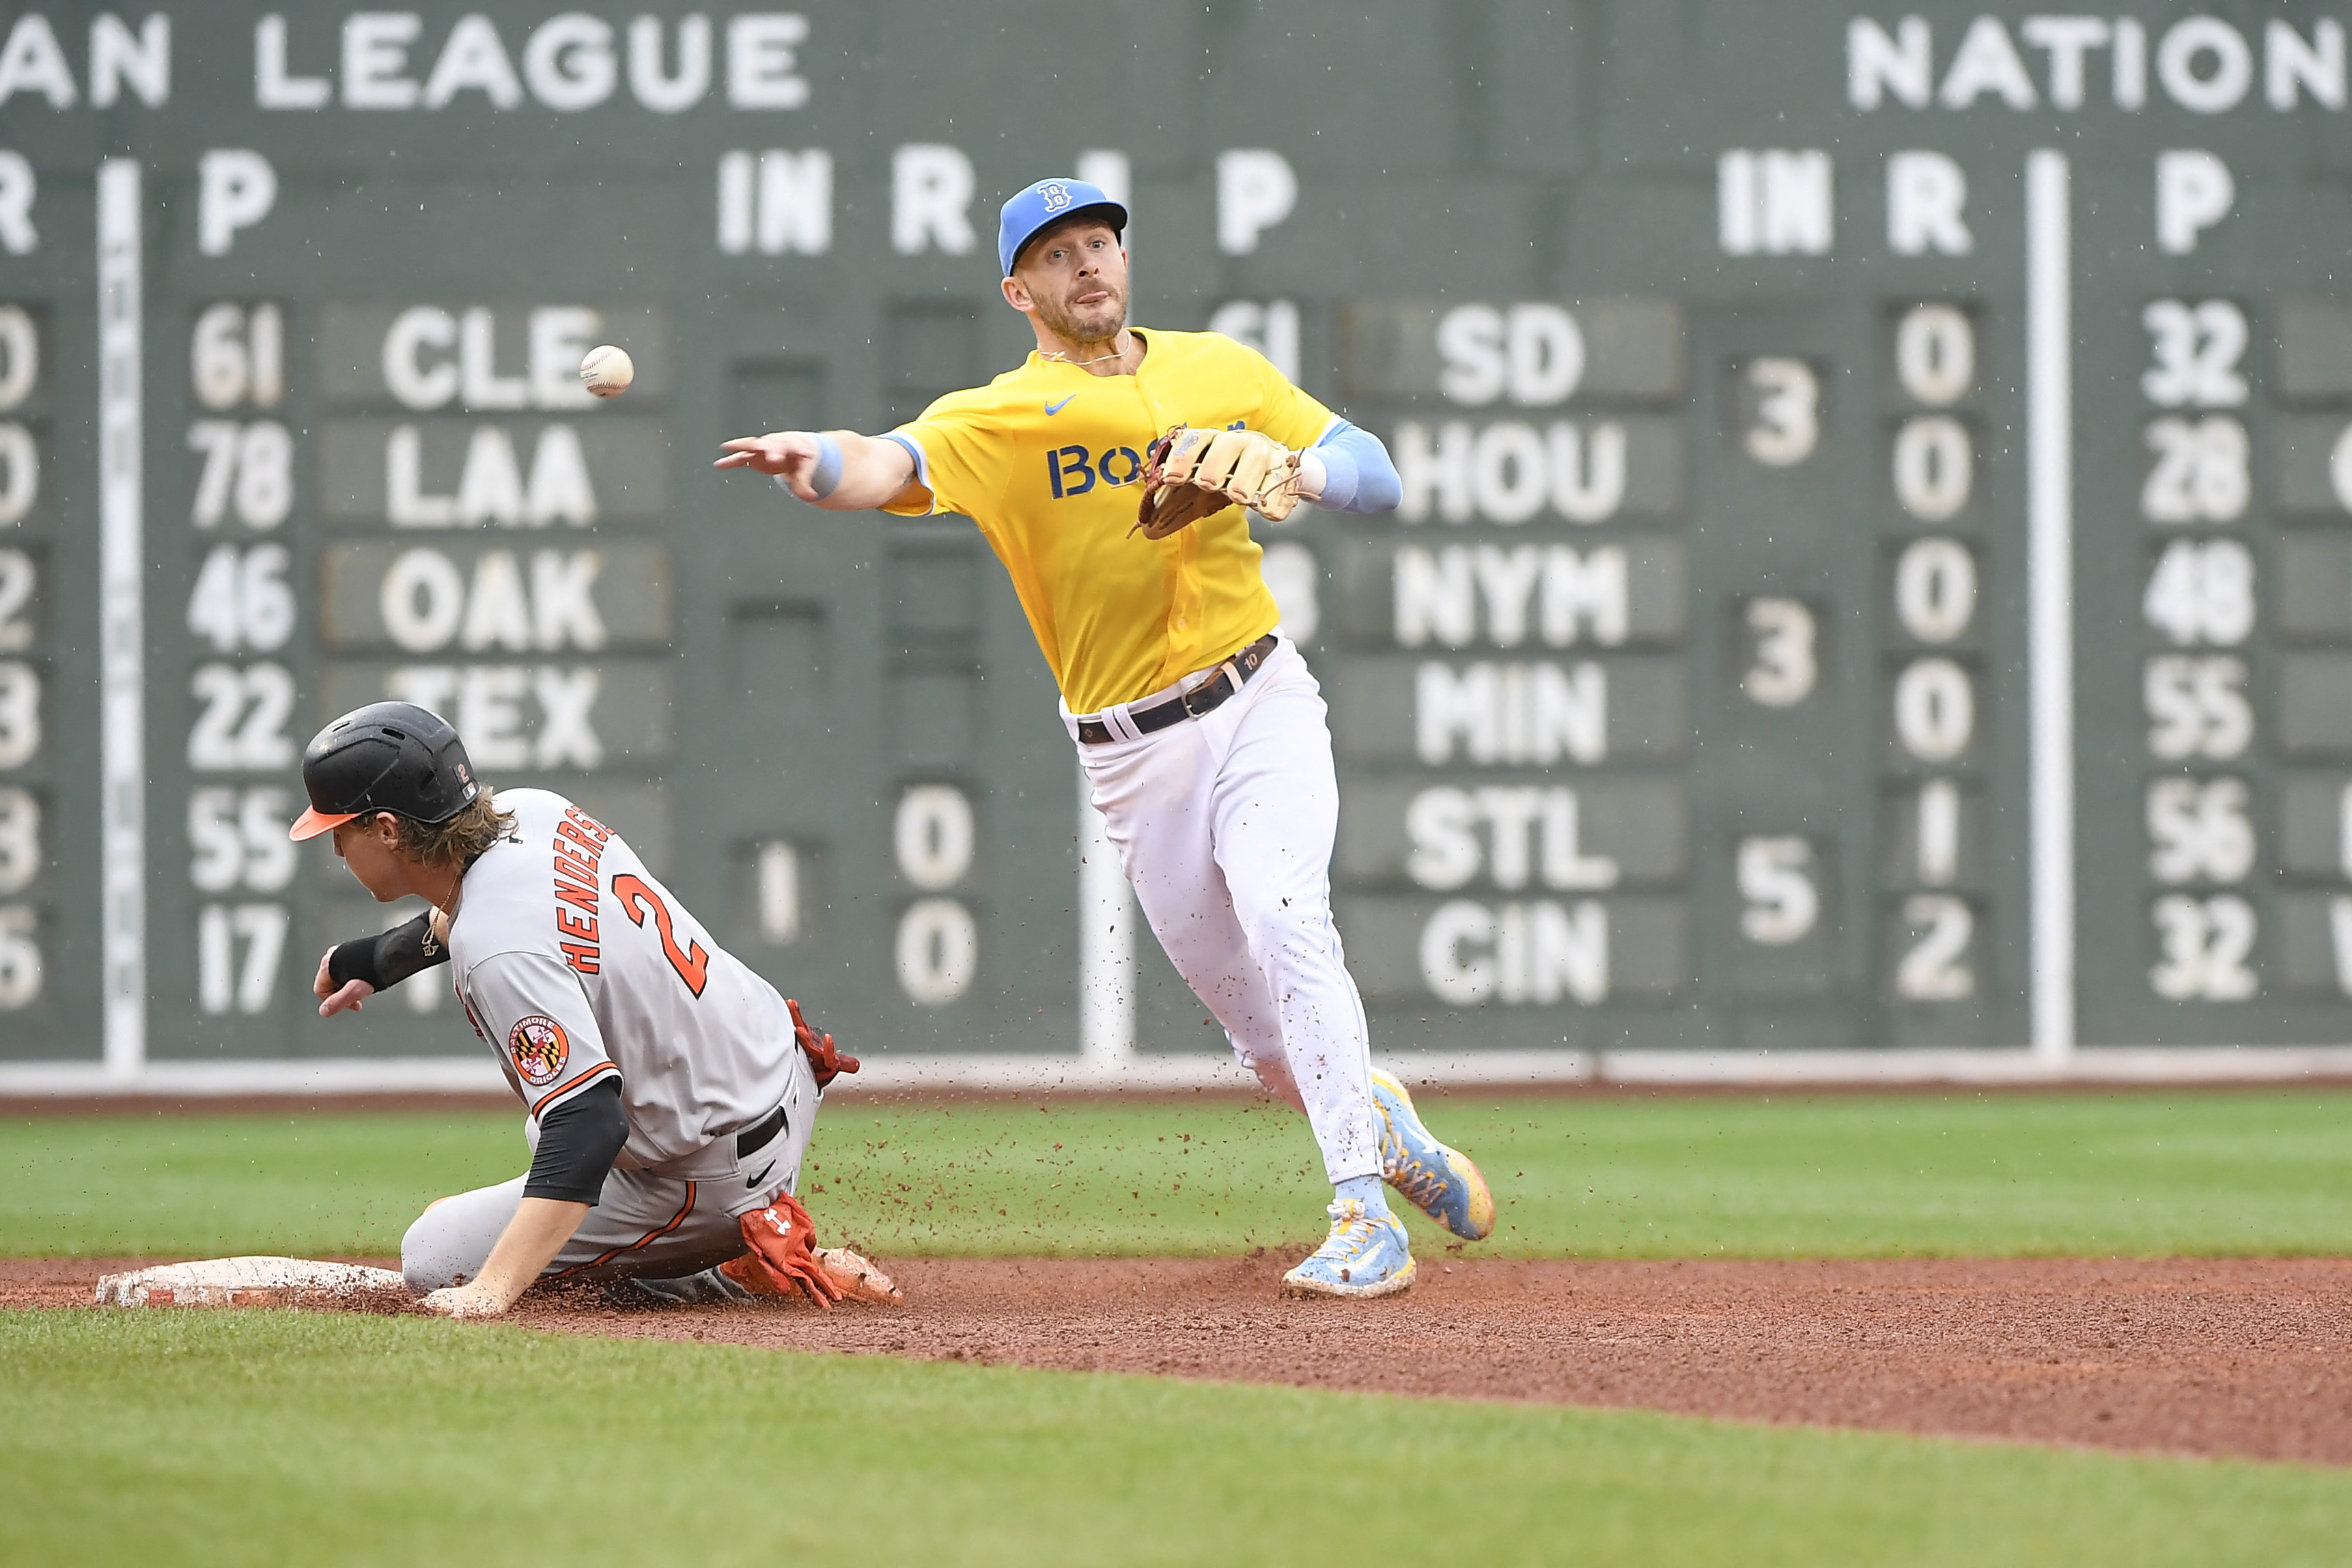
95,1256,412,1311
818,1246,905,1305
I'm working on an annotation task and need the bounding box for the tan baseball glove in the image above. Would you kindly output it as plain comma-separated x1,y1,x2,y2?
1133,425,1304,539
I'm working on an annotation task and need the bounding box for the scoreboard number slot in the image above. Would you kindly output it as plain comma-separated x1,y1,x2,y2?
191,303,285,411
186,665,298,774
1737,836,1820,946
0,660,39,770
2143,539,2254,645
197,902,290,1016
2151,894,2259,1002
1740,357,1821,467
0,904,36,1010
2141,416,2250,524
1891,415,1974,521
2144,655,2252,761
187,787,299,895
0,786,36,895
1893,538,1976,643
2140,299,2248,409
1741,597,1818,708
0,548,33,651
1892,658,1976,764
1894,893,1976,1002
186,420,294,530
1894,304,1975,407
2146,777,2256,885
187,544,295,654
0,423,34,528
0,306,36,410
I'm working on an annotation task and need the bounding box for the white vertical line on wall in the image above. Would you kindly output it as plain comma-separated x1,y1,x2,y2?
97,159,145,1076
1076,761,1134,1067
2026,150,2075,1064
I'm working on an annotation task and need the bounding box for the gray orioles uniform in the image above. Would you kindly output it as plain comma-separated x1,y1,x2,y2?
402,787,821,1292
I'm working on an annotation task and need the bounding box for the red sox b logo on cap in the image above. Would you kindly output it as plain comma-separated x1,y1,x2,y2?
507,1015,570,1086
1039,182,1071,212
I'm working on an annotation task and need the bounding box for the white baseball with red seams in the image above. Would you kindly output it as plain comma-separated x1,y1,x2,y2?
579,344,633,397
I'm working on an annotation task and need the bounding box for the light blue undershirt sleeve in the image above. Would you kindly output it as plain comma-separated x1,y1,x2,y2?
880,432,930,492
1309,419,1402,514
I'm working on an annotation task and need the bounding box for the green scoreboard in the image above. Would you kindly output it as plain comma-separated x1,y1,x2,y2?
5,1,2352,1073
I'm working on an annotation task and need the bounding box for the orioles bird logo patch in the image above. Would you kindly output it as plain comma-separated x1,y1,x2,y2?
507,1015,569,1087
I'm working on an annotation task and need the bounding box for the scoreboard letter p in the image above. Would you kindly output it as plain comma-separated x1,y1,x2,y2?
2157,150,2234,255
199,150,277,257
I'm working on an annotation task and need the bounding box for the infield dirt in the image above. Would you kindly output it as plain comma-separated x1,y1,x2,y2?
10,1253,2351,1466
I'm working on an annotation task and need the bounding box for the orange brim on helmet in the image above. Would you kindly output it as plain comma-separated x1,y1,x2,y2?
288,806,361,842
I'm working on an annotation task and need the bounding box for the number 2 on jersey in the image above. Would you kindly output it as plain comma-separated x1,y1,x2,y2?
613,874,710,997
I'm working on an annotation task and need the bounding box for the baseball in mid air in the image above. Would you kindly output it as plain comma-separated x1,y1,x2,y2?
580,344,634,398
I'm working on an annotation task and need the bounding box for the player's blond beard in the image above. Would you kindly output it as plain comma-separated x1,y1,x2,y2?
1035,279,1128,351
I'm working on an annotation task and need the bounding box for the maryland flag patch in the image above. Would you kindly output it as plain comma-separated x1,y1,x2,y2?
506,1015,570,1087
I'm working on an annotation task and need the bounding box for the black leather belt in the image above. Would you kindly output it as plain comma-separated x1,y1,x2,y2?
1076,634,1278,746
736,1103,786,1158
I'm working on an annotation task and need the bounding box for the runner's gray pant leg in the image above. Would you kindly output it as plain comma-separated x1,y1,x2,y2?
401,1051,823,1292
404,1167,766,1291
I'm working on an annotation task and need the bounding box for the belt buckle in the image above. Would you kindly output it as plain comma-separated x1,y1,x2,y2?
1181,667,1233,719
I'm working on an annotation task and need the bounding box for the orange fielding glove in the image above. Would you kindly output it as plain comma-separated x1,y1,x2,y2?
787,998,858,1089
720,1191,847,1308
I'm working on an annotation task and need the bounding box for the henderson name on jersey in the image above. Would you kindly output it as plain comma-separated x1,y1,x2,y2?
450,787,802,1174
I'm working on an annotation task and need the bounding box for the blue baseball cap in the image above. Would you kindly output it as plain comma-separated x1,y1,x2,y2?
998,178,1128,277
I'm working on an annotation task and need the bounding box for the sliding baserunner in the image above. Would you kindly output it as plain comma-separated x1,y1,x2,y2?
292,701,896,1317
717,178,1492,1296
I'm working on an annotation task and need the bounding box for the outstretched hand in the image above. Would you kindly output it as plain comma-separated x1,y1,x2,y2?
716,432,826,499
419,1283,506,1319
313,949,375,1017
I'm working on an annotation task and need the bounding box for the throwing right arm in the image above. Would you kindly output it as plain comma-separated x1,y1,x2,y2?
714,430,919,511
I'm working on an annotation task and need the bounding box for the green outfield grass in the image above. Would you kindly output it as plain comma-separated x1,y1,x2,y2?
2,1308,2344,1568
5,1085,2351,1259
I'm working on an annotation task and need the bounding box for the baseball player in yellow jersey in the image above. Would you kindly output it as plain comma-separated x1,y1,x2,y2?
718,178,1494,1296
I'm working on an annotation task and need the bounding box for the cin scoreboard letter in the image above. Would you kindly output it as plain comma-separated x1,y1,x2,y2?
5,3,2352,1066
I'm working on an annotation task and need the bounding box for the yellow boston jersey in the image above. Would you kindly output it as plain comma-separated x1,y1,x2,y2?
882,328,1336,715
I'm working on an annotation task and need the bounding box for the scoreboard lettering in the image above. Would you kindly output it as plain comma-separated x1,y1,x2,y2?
5,2,2352,1068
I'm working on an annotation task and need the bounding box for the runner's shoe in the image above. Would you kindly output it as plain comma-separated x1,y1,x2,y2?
1281,1198,1417,1298
1369,1067,1496,1242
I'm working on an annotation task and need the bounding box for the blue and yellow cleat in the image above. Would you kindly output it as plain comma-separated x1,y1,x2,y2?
1369,1067,1497,1242
1281,1199,1418,1298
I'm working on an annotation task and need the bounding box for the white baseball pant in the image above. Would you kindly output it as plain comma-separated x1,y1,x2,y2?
1068,636,1381,1185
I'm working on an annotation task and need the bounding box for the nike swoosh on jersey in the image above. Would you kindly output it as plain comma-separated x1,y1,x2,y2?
1045,395,1076,415
745,1160,776,1190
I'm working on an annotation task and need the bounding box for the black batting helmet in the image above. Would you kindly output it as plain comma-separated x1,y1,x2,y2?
288,701,479,842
